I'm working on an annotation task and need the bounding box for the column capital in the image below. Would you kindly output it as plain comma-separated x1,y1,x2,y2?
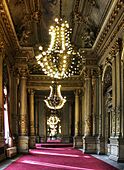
83,68,92,79
19,67,29,78
109,38,122,58
28,89,35,95
74,89,81,96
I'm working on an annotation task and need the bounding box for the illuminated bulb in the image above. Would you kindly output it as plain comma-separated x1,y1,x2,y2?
42,52,46,55
39,46,43,51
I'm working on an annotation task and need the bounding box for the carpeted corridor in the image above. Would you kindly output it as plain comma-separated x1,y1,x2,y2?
4,147,119,170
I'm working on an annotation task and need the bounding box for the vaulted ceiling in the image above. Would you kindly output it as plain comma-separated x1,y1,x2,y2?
0,0,123,78
7,0,112,48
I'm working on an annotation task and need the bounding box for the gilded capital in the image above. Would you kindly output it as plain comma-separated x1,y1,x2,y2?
28,89,35,95
18,67,29,78
83,68,91,79
97,65,103,76
74,89,81,96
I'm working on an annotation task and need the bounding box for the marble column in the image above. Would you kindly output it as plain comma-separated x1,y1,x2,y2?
75,89,80,136
18,70,29,153
92,75,97,136
29,89,36,148
83,69,97,153
0,50,6,161
109,40,124,162
82,90,85,136
84,74,92,136
35,99,40,143
97,67,105,154
68,100,72,142
112,56,116,136
73,89,82,148
116,47,121,136
122,37,124,138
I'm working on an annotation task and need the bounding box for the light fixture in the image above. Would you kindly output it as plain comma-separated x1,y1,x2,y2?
44,81,66,110
35,0,85,79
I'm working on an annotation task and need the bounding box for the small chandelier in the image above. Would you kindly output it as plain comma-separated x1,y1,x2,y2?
44,81,66,110
35,0,85,79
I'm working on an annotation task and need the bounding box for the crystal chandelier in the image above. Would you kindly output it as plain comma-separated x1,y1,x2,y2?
44,81,66,110
35,0,85,79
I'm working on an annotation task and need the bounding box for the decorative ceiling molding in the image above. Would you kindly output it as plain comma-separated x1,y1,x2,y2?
0,0,123,80
94,0,124,63
0,0,20,52
27,74,84,90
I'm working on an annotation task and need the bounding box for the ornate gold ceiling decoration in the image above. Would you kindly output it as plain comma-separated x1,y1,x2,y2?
95,0,124,57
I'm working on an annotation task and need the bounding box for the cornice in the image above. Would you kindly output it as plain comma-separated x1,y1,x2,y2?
28,75,83,82
94,0,123,61
27,75,84,91
0,0,20,52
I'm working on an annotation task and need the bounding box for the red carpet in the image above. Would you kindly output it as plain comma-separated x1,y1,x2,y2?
5,147,118,170
36,143,73,148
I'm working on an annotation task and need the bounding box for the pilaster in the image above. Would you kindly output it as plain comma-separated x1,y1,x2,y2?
18,68,29,153
29,89,36,148
109,39,124,162
83,68,97,153
97,66,105,154
73,89,83,148
35,98,40,143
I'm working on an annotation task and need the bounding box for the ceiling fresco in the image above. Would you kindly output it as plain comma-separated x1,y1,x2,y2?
7,0,112,48
7,0,112,75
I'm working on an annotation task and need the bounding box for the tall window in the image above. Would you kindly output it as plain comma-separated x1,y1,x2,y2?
4,86,10,144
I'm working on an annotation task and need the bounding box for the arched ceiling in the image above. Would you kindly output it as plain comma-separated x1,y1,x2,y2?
6,0,113,75
1,0,123,78
7,0,112,49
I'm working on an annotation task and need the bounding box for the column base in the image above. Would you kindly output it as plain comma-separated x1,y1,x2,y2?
109,136,124,162
6,146,17,158
18,136,29,153
40,135,46,143
36,136,40,143
29,136,36,148
62,135,72,143
83,135,97,154
73,136,83,148
97,136,105,155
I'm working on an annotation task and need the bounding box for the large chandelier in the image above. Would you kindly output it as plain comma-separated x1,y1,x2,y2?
44,81,66,110
35,0,84,79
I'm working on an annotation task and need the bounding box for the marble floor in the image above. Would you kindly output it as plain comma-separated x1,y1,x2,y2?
91,154,124,170
0,153,124,170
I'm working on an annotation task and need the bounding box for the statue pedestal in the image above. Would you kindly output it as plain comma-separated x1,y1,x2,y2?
109,136,124,162
83,136,97,153
73,136,83,148
18,136,29,153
